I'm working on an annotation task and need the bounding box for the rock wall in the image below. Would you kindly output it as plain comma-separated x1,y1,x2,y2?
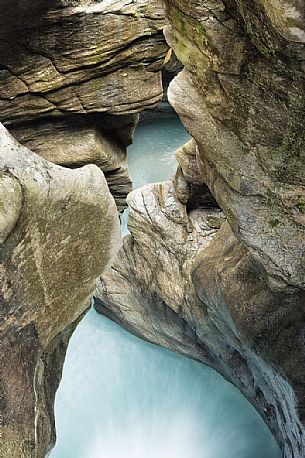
2,0,305,456
0,1,168,456
0,0,166,123
95,1,305,457
165,2,305,454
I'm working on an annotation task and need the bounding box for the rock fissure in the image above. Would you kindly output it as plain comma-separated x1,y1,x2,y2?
1,0,305,457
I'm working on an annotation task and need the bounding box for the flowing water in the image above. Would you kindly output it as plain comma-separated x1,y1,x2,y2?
51,117,281,458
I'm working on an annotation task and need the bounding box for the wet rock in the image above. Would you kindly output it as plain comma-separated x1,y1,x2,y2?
0,173,22,244
175,139,204,187
95,182,304,456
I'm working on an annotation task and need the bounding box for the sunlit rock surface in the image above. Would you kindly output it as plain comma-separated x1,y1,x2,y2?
0,124,121,457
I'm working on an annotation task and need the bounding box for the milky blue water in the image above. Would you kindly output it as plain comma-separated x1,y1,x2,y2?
121,118,190,235
51,117,281,458
128,118,189,188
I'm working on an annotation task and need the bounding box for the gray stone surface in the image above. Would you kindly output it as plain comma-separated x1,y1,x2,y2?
95,179,223,362
2,1,305,457
0,0,168,214
164,2,305,454
10,114,135,213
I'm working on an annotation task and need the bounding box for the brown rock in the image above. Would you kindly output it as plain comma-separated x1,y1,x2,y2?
11,115,134,213
0,0,168,124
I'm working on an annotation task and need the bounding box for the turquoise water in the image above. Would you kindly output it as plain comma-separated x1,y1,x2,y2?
121,118,190,235
51,117,281,458
128,118,190,188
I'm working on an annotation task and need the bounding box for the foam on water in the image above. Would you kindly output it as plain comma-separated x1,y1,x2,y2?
51,118,281,458
51,311,280,458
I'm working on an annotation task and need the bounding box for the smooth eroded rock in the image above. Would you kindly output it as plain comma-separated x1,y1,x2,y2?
0,123,121,457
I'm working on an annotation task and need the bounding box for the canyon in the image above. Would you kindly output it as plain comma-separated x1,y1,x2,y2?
0,0,304,457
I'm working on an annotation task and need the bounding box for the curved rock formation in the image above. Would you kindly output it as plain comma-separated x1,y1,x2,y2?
0,124,121,457
164,2,305,454
95,178,224,361
95,1,305,457
165,0,305,289
10,114,136,213
2,0,305,456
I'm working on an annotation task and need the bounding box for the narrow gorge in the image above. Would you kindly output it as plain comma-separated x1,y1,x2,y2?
0,1,304,458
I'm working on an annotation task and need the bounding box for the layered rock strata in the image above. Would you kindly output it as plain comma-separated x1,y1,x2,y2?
0,0,167,123
10,114,137,213
0,0,168,212
95,1,305,457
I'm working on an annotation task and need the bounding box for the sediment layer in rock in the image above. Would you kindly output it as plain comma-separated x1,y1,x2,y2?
0,0,167,124
1,0,168,213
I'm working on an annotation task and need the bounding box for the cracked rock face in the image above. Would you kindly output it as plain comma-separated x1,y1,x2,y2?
164,0,305,455
0,0,167,123
165,0,305,289
0,124,121,457
2,0,305,457
0,1,169,456
0,0,168,213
